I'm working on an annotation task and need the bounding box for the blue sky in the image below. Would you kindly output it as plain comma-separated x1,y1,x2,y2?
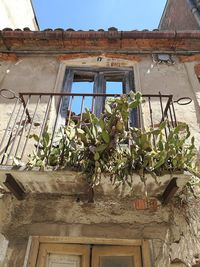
32,0,167,31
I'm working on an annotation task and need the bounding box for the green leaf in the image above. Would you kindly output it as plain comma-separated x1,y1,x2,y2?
43,131,50,146
94,152,100,160
159,121,166,130
158,140,164,151
77,128,85,134
91,125,97,139
29,134,40,142
154,151,167,169
99,118,105,130
135,92,142,101
69,128,75,140
140,134,147,146
152,129,161,136
102,130,110,144
129,91,135,99
129,101,139,109
84,125,93,140
105,103,112,114
96,144,108,152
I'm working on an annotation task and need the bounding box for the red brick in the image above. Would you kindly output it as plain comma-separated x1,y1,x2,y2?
133,198,157,211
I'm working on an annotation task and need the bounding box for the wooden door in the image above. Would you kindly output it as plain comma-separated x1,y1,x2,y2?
35,243,142,267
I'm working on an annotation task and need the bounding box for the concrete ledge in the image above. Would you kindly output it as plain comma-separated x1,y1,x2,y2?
0,167,190,198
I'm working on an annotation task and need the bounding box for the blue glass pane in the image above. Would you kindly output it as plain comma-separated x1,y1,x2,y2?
106,82,123,94
71,82,93,114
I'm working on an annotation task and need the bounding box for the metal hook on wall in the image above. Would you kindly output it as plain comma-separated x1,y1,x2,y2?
0,89,19,100
173,97,192,106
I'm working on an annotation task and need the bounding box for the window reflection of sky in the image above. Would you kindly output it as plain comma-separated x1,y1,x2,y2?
71,82,93,115
71,81,123,115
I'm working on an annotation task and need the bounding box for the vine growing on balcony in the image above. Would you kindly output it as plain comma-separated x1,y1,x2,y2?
27,92,199,199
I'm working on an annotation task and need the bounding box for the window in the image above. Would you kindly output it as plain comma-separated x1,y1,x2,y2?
58,67,137,127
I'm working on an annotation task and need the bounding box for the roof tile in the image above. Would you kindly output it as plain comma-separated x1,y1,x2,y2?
2,28,13,31
108,27,118,31
23,27,31,31
66,28,75,31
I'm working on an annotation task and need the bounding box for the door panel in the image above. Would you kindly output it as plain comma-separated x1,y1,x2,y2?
36,244,90,267
46,254,81,267
99,256,134,267
92,246,142,267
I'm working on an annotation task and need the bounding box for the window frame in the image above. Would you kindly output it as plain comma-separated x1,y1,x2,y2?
57,66,138,127
24,236,153,267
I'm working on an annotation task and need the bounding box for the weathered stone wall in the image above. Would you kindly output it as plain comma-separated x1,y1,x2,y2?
0,191,200,266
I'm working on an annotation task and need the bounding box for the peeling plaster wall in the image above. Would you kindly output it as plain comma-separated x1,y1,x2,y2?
0,57,59,93
139,57,200,147
0,57,60,147
0,194,200,267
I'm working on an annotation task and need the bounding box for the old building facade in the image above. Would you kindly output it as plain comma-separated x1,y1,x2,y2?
0,3,200,267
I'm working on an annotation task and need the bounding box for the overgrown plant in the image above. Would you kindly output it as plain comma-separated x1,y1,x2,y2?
27,92,199,197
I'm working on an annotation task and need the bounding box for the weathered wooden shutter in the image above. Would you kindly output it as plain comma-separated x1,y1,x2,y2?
57,69,74,127
93,72,106,117
124,71,138,127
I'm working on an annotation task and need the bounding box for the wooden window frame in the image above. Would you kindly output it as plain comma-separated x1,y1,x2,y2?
91,245,142,266
24,236,153,267
57,66,138,128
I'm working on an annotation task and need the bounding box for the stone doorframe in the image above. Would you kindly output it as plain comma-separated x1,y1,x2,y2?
23,236,153,267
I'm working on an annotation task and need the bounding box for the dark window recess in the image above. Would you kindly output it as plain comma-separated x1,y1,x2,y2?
58,67,137,127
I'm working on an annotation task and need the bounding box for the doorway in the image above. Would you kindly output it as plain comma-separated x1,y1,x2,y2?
26,237,151,267
36,243,142,267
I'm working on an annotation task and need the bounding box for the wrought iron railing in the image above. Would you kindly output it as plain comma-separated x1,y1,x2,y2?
0,90,178,166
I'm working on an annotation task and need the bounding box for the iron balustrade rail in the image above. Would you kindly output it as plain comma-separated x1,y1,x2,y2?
0,91,177,166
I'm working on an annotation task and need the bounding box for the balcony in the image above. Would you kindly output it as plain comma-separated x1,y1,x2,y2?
0,90,178,166
0,90,190,203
